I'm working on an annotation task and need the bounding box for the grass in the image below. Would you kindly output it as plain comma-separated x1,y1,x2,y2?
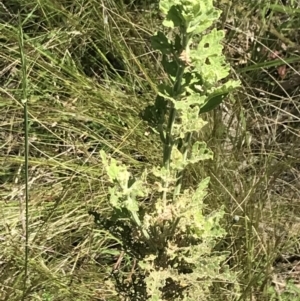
1,0,300,300
1,1,162,300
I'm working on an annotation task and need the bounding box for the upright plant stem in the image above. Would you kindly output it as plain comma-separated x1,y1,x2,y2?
162,30,190,202
162,67,184,202
173,131,192,198
18,13,29,300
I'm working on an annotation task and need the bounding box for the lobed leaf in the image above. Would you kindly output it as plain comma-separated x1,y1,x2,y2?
151,31,174,54
190,29,229,84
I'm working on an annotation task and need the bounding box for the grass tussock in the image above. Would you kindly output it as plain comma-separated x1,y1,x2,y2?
1,0,300,300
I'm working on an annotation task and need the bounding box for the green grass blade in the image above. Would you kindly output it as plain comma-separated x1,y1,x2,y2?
17,12,30,301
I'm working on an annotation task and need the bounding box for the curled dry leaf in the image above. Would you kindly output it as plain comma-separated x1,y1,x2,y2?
277,65,287,79
179,50,191,66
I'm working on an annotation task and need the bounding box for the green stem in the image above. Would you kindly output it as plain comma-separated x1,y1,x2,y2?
18,13,29,301
162,30,191,201
173,131,192,198
130,211,151,241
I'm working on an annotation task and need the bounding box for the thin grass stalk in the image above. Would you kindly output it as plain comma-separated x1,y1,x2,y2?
18,13,30,300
